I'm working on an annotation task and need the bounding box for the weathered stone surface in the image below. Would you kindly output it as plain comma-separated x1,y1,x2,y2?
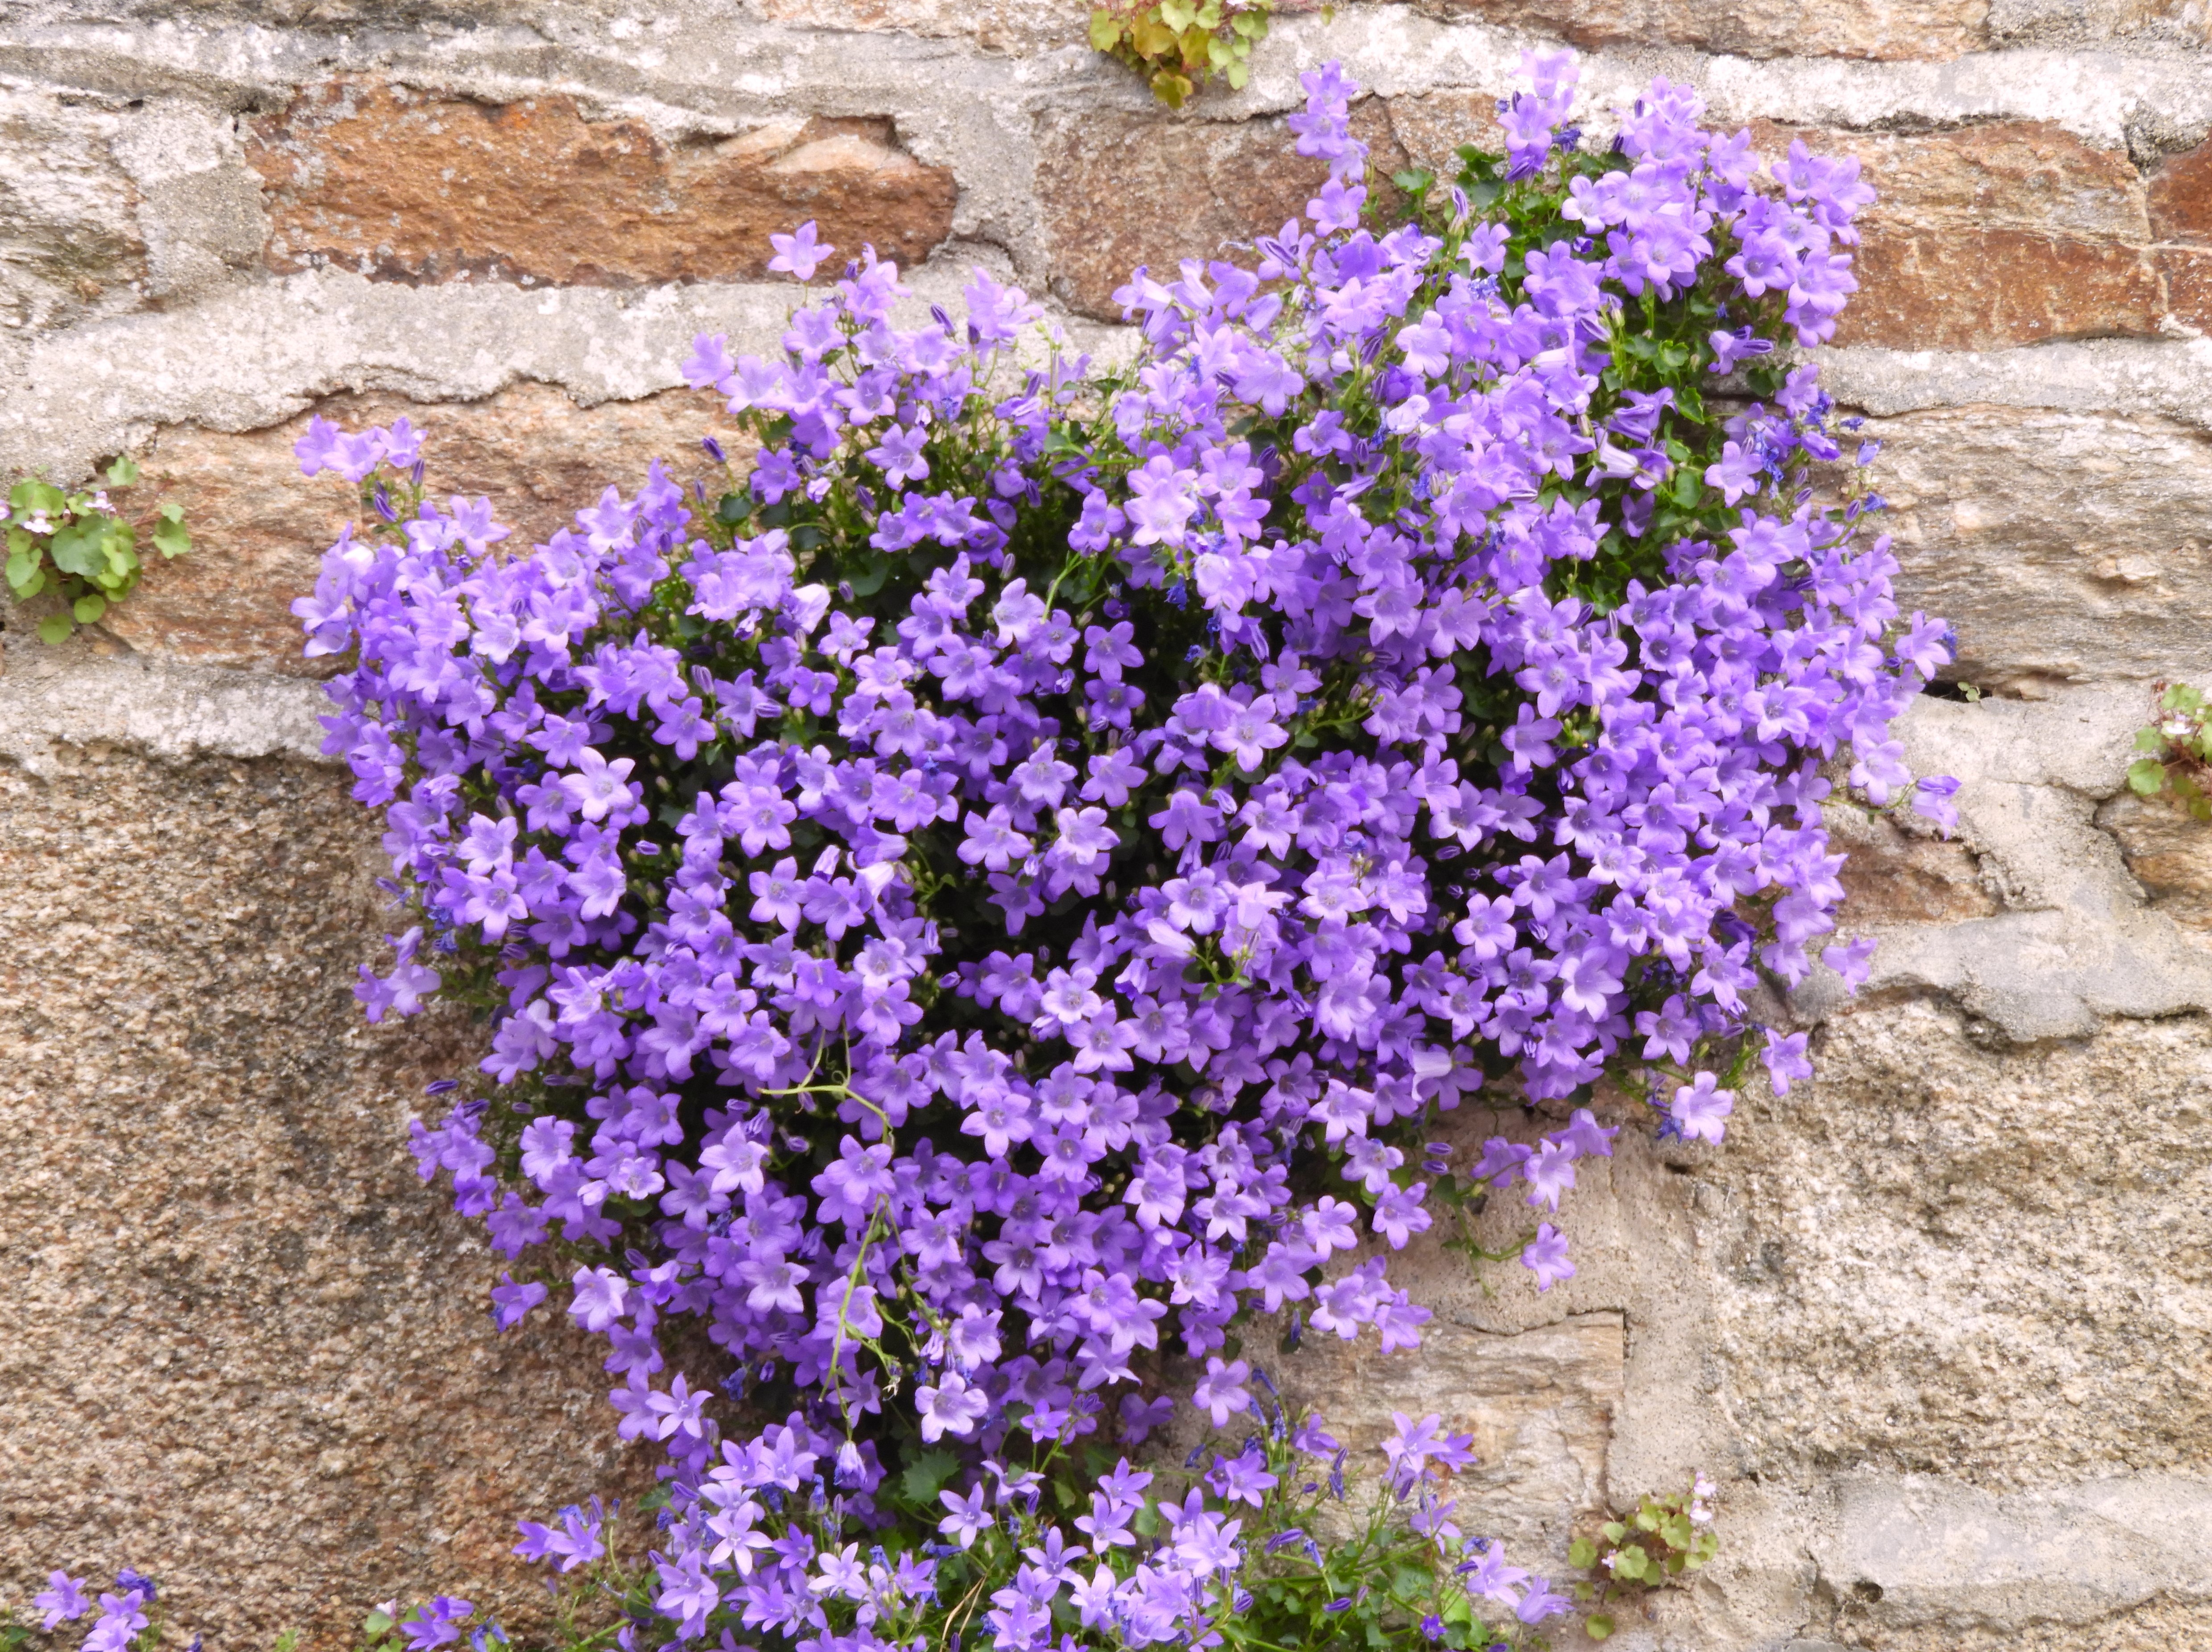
109,97,269,308
1816,1474,2212,1634
1036,101,1406,319
753,0,1093,52
1750,121,2161,351
1702,999,2212,1488
1988,0,2212,48
2097,791,2212,935
1843,232,2162,350
2160,244,2212,330
1842,405,2212,692
1283,1315,1624,1559
1852,691,2212,1041
103,383,745,674
2149,134,2212,247
1373,89,1506,181
1411,0,1989,61
1829,805,1997,927
248,82,957,287
0,670,644,1649
0,89,146,334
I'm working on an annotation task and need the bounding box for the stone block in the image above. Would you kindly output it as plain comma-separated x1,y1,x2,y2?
248,82,957,287
1842,231,2162,351
2097,791,2212,935
1036,101,1405,320
1816,1475,2212,1631
1989,0,2212,48
1828,805,1997,927
1700,998,2212,1490
1278,1313,1624,1559
1410,0,1987,61
2149,134,2212,247
1841,405,2212,692
0,89,147,334
0,725,646,1650
754,0,1093,52
103,384,746,675
1751,121,2161,351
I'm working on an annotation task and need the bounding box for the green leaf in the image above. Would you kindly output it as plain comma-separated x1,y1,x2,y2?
152,512,190,558
73,593,107,624
2135,727,2167,753
2128,758,2168,796
10,479,65,517
6,546,42,597
47,519,107,578
1586,1614,1615,1640
900,1449,959,1504
1568,1537,1597,1569
36,613,73,644
106,453,142,487
1089,9,1122,48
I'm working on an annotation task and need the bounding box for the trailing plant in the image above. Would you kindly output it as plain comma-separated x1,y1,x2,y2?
1088,0,1271,108
3,456,191,643
2129,682,2212,820
1565,1473,1718,1641
270,48,1949,1652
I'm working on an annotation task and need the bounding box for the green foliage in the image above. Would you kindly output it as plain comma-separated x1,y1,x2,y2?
2129,683,2212,821
1565,1475,1720,1639
1088,0,1270,107
4,454,191,643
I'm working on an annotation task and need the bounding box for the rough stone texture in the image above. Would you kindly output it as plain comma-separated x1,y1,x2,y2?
1842,405,2212,693
1745,121,2166,352
1410,0,1990,61
1287,1314,1625,1560
0,87,145,334
0,647,644,1649
754,0,1093,52
2097,790,2212,937
1988,0,2212,48
1828,805,1997,927
1036,101,1407,320
249,82,958,287
2150,135,2212,247
103,383,747,673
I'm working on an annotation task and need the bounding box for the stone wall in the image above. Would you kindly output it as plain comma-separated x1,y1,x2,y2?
0,1,2208,1648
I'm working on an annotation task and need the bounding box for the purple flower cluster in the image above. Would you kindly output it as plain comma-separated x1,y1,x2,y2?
301,53,1946,1650
32,1570,153,1652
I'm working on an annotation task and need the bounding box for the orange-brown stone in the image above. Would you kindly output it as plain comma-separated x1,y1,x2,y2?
1411,0,1987,61
1752,121,2160,350
105,384,746,674
248,82,957,287
2150,136,2212,246
1838,231,2163,350
2160,244,2212,331
1036,100,1410,320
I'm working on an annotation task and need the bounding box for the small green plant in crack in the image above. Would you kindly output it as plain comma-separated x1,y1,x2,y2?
1567,1472,1721,1640
4,454,191,643
2129,682,2212,821
1088,0,1271,107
